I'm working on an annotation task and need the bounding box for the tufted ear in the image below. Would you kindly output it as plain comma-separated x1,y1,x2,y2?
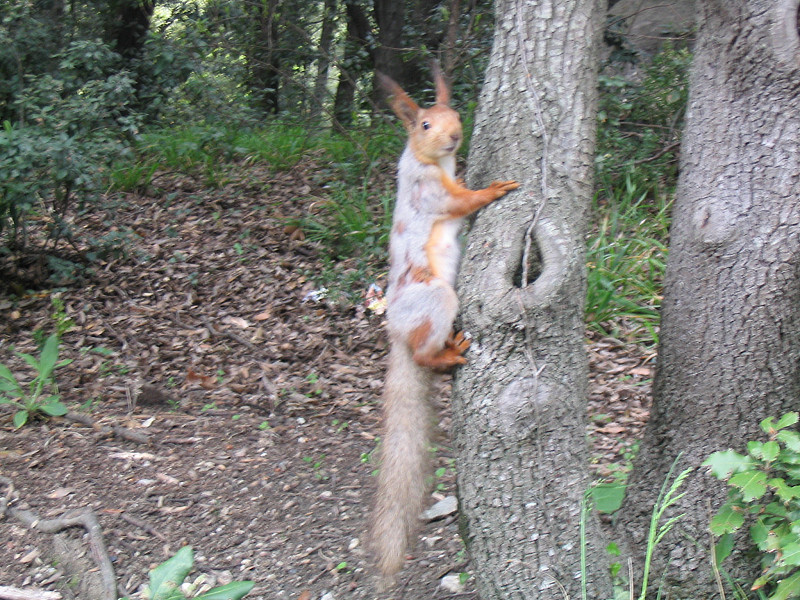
378,72,420,129
431,60,450,106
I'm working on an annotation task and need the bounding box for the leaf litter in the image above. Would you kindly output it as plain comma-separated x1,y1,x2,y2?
0,162,651,599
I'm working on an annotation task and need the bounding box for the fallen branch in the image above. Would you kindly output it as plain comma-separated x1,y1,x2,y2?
0,481,117,600
0,586,61,600
63,411,151,444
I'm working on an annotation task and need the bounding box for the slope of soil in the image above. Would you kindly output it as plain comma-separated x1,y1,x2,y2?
0,163,651,599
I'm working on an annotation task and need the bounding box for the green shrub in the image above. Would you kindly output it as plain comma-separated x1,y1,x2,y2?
0,39,139,256
705,413,800,599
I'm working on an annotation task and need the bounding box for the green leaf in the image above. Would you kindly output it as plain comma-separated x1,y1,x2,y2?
590,483,626,513
16,351,39,372
770,570,800,600
0,363,18,383
13,409,29,428
730,470,768,502
771,479,800,503
762,441,781,462
751,521,771,550
782,543,800,567
38,334,60,379
195,581,255,600
777,413,800,430
39,398,68,416
778,430,800,453
704,450,754,480
0,378,21,392
749,441,766,459
710,504,745,535
149,546,193,600
714,533,734,565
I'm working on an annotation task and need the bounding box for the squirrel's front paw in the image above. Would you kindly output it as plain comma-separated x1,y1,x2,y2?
490,180,520,192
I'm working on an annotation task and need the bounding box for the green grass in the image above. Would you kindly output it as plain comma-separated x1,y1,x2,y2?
587,173,671,346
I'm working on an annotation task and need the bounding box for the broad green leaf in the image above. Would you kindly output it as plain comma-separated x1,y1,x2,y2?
590,483,626,514
39,399,67,416
762,441,781,462
777,413,800,430
784,544,800,567
13,409,29,428
749,441,765,459
714,533,734,565
770,569,800,600
730,470,768,502
762,417,777,434
710,504,745,535
778,430,800,453
771,480,800,503
38,335,60,379
195,581,255,600
766,501,790,518
703,450,753,479
149,546,193,600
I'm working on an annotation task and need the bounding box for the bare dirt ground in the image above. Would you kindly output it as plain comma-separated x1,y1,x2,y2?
0,162,652,600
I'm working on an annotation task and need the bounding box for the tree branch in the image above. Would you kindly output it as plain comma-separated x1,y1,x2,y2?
0,480,117,600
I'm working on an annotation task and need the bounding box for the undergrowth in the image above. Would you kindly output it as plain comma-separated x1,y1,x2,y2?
108,43,689,343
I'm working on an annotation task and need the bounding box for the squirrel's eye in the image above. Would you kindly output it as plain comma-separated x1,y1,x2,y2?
421,121,431,130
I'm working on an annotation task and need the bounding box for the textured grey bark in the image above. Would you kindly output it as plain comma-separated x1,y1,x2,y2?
452,1,610,599
618,1,800,596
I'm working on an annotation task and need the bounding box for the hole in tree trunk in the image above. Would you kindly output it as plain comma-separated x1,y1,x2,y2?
513,234,543,288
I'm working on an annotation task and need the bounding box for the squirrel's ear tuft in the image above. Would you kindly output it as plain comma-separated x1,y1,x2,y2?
431,60,450,106
377,72,420,129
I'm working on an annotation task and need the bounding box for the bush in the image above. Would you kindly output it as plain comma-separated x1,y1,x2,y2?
705,413,800,599
0,39,140,261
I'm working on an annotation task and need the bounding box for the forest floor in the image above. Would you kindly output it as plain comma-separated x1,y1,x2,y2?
0,162,652,600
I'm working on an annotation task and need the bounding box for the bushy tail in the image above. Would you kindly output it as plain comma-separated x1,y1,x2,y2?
372,342,433,580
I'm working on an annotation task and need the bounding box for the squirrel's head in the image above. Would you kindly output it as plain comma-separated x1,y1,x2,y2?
378,63,463,165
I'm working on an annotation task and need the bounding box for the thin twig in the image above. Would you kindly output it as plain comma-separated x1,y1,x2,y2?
631,141,681,166
119,512,167,541
63,411,151,444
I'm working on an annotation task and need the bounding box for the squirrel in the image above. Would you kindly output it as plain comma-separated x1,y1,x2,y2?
371,64,519,581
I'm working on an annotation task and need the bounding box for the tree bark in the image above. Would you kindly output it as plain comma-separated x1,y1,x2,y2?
247,0,281,115
618,0,800,595
310,0,338,122
108,0,155,61
452,1,609,599
333,0,373,126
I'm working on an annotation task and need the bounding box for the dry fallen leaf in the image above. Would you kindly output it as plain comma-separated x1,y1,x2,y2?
47,487,75,499
187,368,217,389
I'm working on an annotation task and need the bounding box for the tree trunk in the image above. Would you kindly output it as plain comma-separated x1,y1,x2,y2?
452,1,609,599
333,0,372,126
310,0,338,122
247,0,281,116
108,0,155,60
617,1,800,595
